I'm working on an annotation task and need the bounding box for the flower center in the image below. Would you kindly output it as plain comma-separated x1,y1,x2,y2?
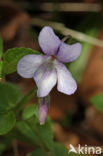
51,55,56,61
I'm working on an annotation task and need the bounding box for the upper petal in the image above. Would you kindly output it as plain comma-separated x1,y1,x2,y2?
54,60,77,95
38,26,61,55
56,42,82,63
17,54,45,78
33,61,57,97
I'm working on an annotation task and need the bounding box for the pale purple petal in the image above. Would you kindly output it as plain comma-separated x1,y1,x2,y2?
38,26,61,55
38,96,50,125
38,103,48,125
33,61,57,97
17,54,45,78
56,42,82,63
54,60,77,95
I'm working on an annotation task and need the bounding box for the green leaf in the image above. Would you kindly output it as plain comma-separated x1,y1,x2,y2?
54,143,68,156
27,148,47,156
27,143,68,156
16,121,41,146
0,34,3,59
0,141,7,155
0,111,16,135
22,104,36,120
0,142,6,155
17,117,54,153
27,144,88,156
90,93,103,112
22,104,54,151
0,82,23,113
33,121,54,152
69,153,87,156
2,47,40,76
0,136,13,155
29,118,54,153
26,106,54,152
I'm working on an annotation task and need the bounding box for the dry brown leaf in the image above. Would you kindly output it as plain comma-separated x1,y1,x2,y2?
54,122,79,148
80,28,103,137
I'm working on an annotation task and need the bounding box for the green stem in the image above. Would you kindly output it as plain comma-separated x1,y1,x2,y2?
14,87,37,113
31,18,103,48
0,61,3,82
0,88,36,114
0,87,37,114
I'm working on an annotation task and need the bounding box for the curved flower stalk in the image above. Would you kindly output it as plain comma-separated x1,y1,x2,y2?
17,26,82,98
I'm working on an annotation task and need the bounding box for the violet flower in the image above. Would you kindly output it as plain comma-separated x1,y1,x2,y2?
17,26,82,97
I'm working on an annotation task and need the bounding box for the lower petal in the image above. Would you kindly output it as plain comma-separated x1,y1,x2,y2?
55,60,77,95
33,62,57,97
